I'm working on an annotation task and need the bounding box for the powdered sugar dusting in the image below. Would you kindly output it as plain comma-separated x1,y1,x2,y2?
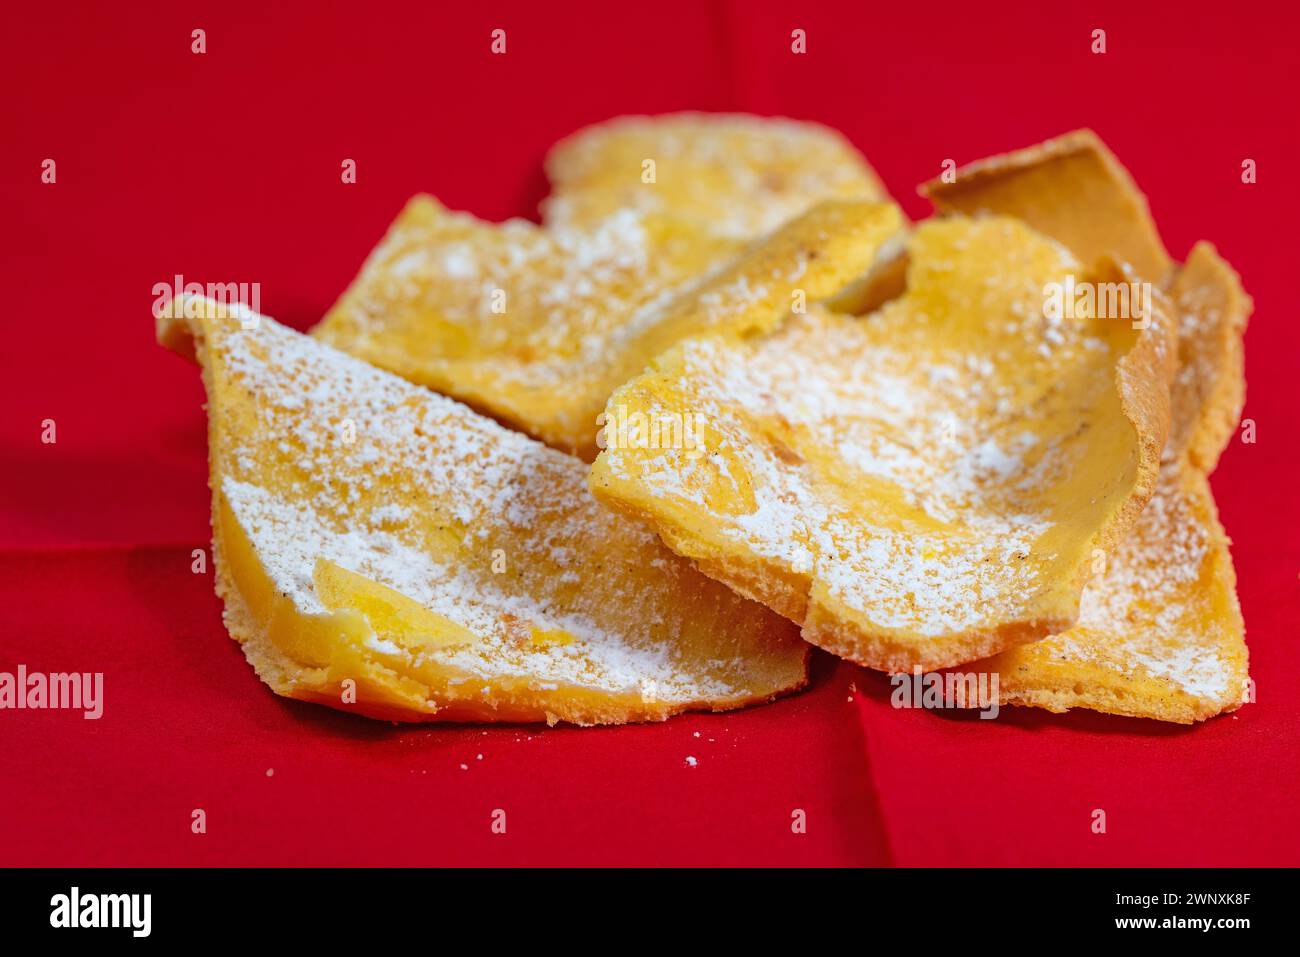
1031,465,1232,701
601,218,1137,642
208,308,771,702
319,197,740,393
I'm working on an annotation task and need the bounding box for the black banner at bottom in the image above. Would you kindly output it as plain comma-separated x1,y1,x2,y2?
0,866,1282,942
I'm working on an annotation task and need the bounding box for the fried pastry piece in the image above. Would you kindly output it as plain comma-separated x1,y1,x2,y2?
932,132,1251,722
983,251,1250,722
591,216,1174,672
158,296,807,725
986,462,1247,723
542,112,889,239
923,128,1173,283
313,196,903,459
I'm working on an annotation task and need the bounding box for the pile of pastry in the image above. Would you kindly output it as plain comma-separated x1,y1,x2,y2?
159,114,1249,726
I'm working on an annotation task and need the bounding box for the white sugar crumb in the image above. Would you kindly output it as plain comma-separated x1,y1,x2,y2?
211,310,764,705
684,755,698,768
440,245,477,279
369,503,411,527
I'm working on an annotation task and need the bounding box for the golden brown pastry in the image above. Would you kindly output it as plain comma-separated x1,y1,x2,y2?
159,295,808,725
930,132,1250,722
590,216,1174,672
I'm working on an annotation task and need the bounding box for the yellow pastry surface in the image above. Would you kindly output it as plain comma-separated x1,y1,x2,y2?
591,216,1174,672
986,461,1248,723
542,112,888,239
159,295,808,725
923,128,1173,283
936,132,1251,722
313,196,903,460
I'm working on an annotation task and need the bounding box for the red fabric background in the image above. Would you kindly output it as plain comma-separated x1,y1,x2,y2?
1,1,1296,866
